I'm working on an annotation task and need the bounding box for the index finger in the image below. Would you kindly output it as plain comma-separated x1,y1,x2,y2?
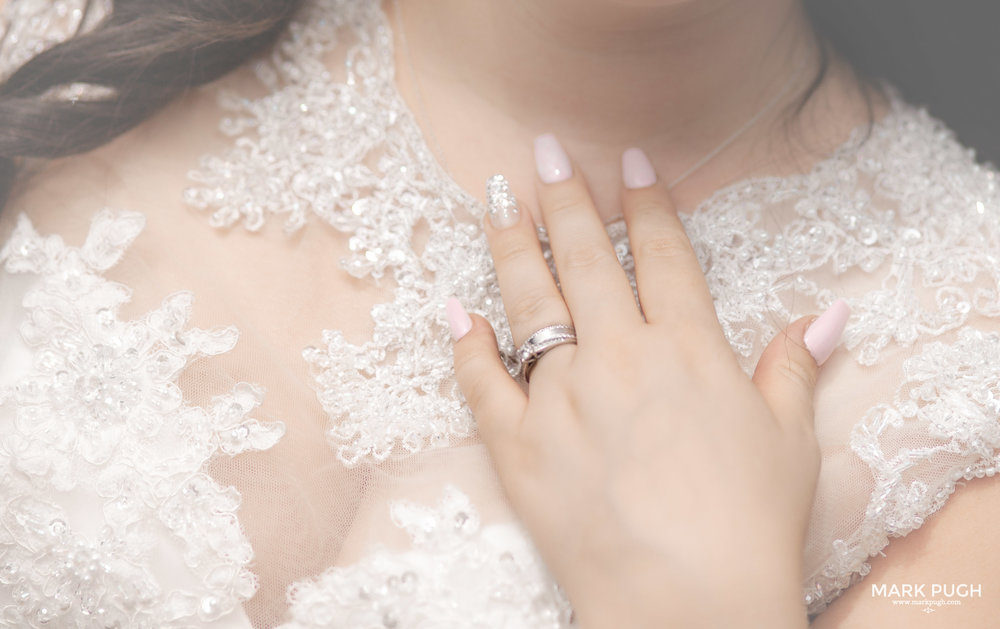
620,147,718,328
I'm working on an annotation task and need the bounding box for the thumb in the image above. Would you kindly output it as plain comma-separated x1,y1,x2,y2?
752,299,850,429
447,298,527,455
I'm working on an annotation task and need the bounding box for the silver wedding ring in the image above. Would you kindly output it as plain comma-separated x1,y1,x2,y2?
515,324,577,383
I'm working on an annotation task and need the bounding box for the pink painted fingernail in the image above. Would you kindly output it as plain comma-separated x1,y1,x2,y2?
446,297,473,341
622,147,657,189
534,133,573,183
803,299,851,366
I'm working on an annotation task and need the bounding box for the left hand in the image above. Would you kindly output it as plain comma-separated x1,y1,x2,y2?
447,139,849,628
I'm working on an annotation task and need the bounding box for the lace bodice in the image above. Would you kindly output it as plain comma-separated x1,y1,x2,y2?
2,0,1000,626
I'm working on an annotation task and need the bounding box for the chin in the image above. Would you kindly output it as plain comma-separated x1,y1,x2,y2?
599,0,702,5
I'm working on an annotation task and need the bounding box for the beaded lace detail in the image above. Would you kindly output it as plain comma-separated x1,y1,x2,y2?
184,0,499,467
3,0,1000,624
178,0,1000,618
0,0,110,82
0,210,285,626
804,328,1000,611
277,485,575,629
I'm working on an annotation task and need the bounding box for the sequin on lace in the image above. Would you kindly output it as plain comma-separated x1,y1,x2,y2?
178,0,1000,617
278,485,576,629
801,327,1000,613
3,0,1000,623
0,210,285,627
185,0,503,467
0,0,111,82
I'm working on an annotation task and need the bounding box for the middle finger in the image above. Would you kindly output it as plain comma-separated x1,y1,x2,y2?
533,134,642,335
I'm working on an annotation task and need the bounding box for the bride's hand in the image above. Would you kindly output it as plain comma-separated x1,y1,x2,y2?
447,136,849,629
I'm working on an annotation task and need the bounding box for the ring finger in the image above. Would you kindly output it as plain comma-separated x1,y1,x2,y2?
483,174,575,363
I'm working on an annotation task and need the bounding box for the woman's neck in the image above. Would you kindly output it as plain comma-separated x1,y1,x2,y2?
401,0,811,145
387,0,882,219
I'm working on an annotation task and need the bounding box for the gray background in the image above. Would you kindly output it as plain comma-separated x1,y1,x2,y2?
805,0,1000,166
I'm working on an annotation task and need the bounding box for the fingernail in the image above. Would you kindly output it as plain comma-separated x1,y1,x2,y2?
803,299,851,366
622,147,657,189
485,174,520,229
534,133,573,183
446,297,473,341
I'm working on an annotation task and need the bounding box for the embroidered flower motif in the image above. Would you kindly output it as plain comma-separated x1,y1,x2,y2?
0,0,111,82
180,0,1000,618
0,210,284,627
6,0,1000,624
279,485,576,629
803,327,1000,616
184,0,1000,473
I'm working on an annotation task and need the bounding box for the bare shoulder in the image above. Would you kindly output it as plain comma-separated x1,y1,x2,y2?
810,474,1000,628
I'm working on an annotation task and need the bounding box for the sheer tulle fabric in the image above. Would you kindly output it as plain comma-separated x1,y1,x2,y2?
1,0,1000,627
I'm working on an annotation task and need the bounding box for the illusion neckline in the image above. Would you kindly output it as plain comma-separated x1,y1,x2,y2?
371,0,906,229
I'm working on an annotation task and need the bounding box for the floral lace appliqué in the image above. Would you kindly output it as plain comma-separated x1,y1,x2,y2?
0,0,110,82
803,327,1000,614
0,210,284,627
179,0,1000,617
183,0,1000,471
278,485,576,629
184,0,499,467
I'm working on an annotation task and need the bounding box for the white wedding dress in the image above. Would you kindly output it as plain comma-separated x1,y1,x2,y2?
2,0,1000,627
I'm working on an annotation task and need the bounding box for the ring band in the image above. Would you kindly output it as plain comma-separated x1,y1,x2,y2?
515,324,577,383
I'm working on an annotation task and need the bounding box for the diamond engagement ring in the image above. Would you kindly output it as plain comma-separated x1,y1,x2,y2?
515,324,577,383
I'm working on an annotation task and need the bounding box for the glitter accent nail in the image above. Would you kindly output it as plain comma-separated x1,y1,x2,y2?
486,174,520,229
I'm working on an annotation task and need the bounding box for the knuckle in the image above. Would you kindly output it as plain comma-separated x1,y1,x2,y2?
507,287,558,325
491,236,537,268
673,317,722,351
683,334,740,381
561,244,613,272
628,198,670,220
634,230,693,262
543,191,584,219
776,354,818,391
577,335,642,382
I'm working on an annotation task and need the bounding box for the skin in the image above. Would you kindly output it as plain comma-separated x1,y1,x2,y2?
451,151,825,628
3,0,998,624
387,0,880,221
401,0,1000,626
